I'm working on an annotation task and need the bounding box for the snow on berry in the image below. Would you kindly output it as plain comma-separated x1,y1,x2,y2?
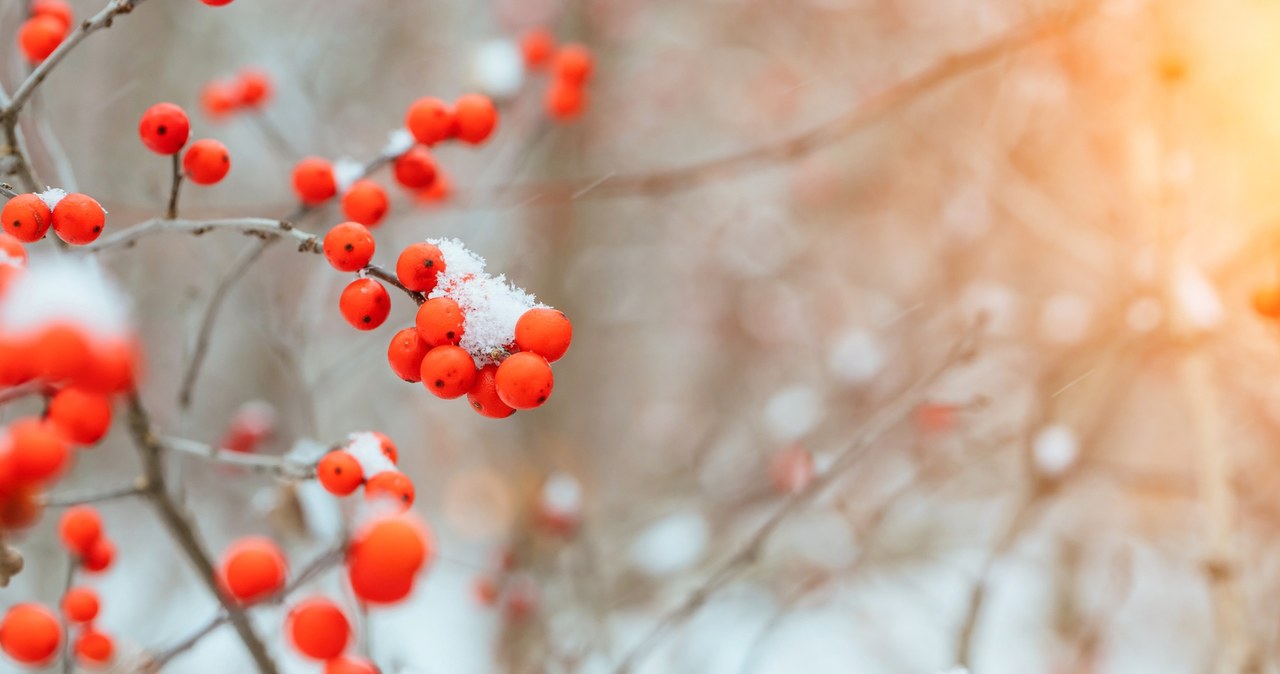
343,431,398,478
0,256,132,342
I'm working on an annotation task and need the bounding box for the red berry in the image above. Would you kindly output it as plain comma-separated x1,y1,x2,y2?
292,157,337,205
1,194,52,242
201,80,240,119
514,308,572,362
322,222,375,272
220,537,288,603
453,94,498,145
405,97,454,146
316,451,363,496
339,278,391,331
520,28,556,68
0,604,60,665
347,515,431,604
201,0,234,5
494,352,554,409
183,139,231,185
74,630,113,667
392,146,437,190
363,471,415,510
238,69,272,107
553,44,594,85
51,193,106,245
371,432,398,464
10,417,70,484
387,327,430,382
414,297,464,346
286,597,349,661
341,179,390,227
545,79,587,120
419,345,477,400
58,506,102,557
31,0,74,32
468,364,516,419
61,587,99,623
138,103,191,155
326,655,379,674
46,387,112,446
395,242,445,292
81,537,115,573
18,15,65,63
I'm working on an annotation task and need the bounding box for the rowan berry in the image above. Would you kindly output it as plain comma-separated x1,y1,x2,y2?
286,597,349,661
0,604,60,665
31,0,74,32
183,139,231,185
201,80,239,119
341,179,389,227
415,297,464,346
219,400,276,454
0,232,26,265
347,557,413,604
339,278,391,331
47,387,112,446
371,431,398,464
392,146,437,190
395,242,446,292
351,515,431,576
514,308,572,362
467,364,515,419
61,587,99,623
545,79,586,120
364,471,415,510
58,506,102,557
405,97,454,146
220,537,288,603
293,157,338,205
323,222,375,272
520,28,556,68
419,345,477,400
453,94,498,145
317,451,363,496
326,656,379,674
74,630,113,667
553,44,594,85
494,352,554,409
82,537,114,573
51,193,106,245
238,69,272,107
0,487,41,529
201,0,234,6
387,327,430,382
10,417,70,484
2,194,52,242
18,15,64,63
138,103,191,155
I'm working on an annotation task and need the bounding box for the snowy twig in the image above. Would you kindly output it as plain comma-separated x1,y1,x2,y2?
85,217,318,253
159,435,315,479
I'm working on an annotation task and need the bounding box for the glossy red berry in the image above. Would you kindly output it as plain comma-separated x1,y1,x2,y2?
183,139,231,185
10,417,70,484
387,327,430,382
47,387,113,445
545,79,587,120
468,364,516,419
220,537,288,603
338,278,391,331
514,308,572,362
419,345,478,400
81,537,115,573
317,451,363,496
31,0,74,32
138,103,191,155
74,630,113,667
415,297,464,346
495,352,554,409
453,94,498,145
0,604,60,665
238,69,272,107
202,80,240,119
322,222,375,272
51,193,106,245
393,146,437,190
553,44,594,85
520,28,556,68
292,157,337,205
395,242,446,293
61,587,99,623
341,179,389,227
326,656,379,674
1,194,52,242
364,471,415,510
58,506,102,557
405,97,454,146
18,15,65,63
286,597,349,661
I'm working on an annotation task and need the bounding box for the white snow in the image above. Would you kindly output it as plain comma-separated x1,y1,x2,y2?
628,510,709,577
345,431,397,477
470,39,526,100
332,158,364,193
383,128,416,157
36,187,68,210
826,328,886,384
0,255,132,339
1031,423,1078,477
763,385,825,442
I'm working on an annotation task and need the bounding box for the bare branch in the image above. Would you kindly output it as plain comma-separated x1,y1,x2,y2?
84,217,317,253
38,479,148,508
160,435,315,480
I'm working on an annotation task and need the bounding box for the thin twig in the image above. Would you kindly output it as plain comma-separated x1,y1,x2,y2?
166,152,183,219
60,555,76,674
364,264,423,304
85,217,317,253
38,479,148,508
160,435,315,479
125,391,280,674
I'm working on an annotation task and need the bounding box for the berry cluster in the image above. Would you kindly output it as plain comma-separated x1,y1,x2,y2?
139,102,232,186
17,0,74,63
59,506,116,575
1,190,107,246
315,431,415,510
201,68,273,120
520,29,595,121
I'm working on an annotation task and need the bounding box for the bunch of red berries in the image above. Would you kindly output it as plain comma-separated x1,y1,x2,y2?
520,28,595,121
139,102,232,186
17,0,74,63
2,190,107,246
201,68,273,120
315,431,415,510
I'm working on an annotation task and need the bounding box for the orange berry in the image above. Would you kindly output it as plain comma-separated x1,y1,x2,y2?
61,587,99,623
30,323,90,383
387,327,430,382
292,157,337,205
81,537,114,573
10,417,70,484
18,15,65,63
1253,288,1280,318
79,339,140,395
514,308,572,362
286,597,349,661
347,556,414,604
51,193,106,245
414,297,464,346
339,278,391,331
238,69,272,107
0,604,60,665
405,97,454,146
58,506,102,557
316,450,363,496
47,387,112,446
545,79,587,120
2,194,52,242
74,629,113,667
395,242,446,292
183,139,231,185
363,471,415,510
31,0,74,32
0,487,42,529
138,103,190,155
520,28,556,68
220,537,288,603
371,431,398,464
326,655,379,674
201,0,234,5
468,364,516,419
341,179,389,227
201,80,240,119
494,352,554,410
414,168,452,205
350,515,431,576
392,146,437,190
322,222,375,272
553,44,594,85
419,345,477,399
452,94,498,145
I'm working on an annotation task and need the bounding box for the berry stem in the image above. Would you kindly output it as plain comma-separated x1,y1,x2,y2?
59,555,75,674
166,152,183,219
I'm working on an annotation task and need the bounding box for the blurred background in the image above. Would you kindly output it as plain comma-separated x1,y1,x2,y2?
8,0,1280,672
